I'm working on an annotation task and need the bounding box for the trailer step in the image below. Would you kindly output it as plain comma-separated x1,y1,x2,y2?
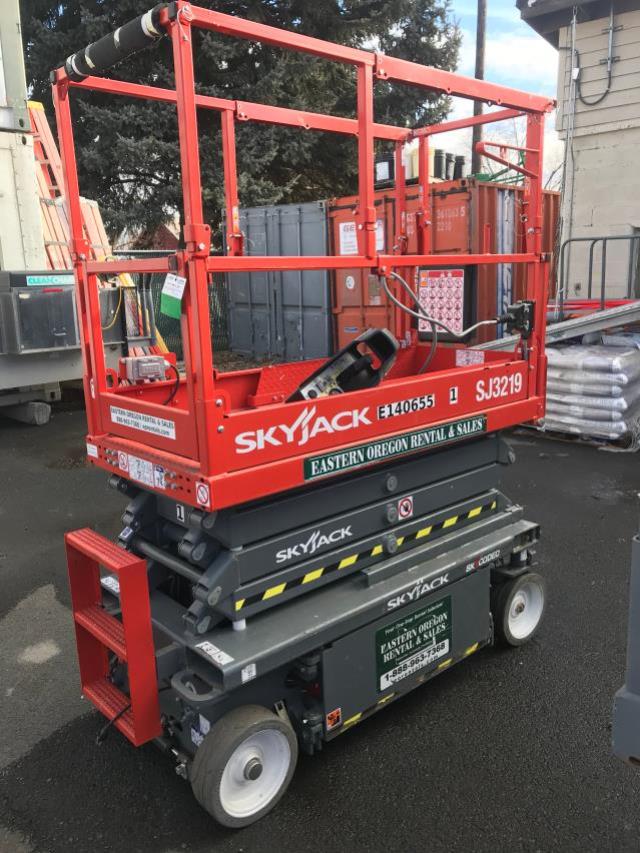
65,528,162,747
75,605,127,660
83,679,136,742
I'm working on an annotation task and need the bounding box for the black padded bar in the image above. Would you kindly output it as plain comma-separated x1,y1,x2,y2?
63,4,168,82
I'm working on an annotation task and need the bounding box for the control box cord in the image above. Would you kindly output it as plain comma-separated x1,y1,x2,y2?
382,272,500,372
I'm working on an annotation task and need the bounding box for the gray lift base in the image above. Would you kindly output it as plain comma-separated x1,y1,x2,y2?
102,434,541,760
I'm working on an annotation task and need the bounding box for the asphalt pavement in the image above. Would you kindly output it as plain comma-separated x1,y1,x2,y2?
1,408,640,853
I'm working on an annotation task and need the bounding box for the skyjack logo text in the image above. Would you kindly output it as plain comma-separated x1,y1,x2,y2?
386,573,450,610
275,526,353,564
234,406,372,454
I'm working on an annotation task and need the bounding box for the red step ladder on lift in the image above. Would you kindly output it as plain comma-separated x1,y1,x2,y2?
65,528,162,746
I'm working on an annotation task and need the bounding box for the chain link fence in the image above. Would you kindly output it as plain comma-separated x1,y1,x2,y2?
113,251,229,359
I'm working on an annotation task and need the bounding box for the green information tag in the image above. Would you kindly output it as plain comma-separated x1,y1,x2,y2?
160,273,187,319
304,415,487,480
376,597,451,692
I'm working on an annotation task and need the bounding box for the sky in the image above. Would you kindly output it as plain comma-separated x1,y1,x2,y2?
439,0,563,179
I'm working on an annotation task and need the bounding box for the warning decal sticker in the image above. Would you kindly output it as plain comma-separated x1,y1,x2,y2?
195,482,211,507
195,640,234,666
397,495,414,520
418,268,465,335
376,597,451,691
127,455,154,487
326,708,342,731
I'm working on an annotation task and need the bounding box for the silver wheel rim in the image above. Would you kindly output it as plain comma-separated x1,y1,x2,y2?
508,580,544,640
219,729,291,819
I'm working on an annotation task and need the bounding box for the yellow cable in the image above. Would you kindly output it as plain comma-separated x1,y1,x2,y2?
101,285,123,331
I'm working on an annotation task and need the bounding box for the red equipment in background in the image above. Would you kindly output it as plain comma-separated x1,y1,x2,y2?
330,179,560,348
52,1,554,514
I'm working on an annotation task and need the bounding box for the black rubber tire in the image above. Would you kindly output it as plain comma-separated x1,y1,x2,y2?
491,571,546,647
190,704,298,828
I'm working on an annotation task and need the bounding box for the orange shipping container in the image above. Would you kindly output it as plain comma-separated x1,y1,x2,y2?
329,179,559,348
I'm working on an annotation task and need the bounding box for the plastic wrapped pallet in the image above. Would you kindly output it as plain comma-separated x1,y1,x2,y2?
547,375,628,396
543,344,640,446
542,413,638,442
546,401,636,423
546,385,640,413
546,345,640,376
547,367,640,397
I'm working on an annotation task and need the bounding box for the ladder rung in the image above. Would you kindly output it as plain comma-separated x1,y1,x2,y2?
75,605,127,659
66,527,140,573
83,679,136,743
66,526,162,746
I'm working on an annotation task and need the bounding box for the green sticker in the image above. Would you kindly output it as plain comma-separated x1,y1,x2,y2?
376,597,451,692
304,415,487,480
160,273,187,319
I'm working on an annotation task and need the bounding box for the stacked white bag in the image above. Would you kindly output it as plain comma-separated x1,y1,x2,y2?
543,344,640,442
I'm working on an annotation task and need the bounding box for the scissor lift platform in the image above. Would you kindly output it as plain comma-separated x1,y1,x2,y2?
54,1,551,828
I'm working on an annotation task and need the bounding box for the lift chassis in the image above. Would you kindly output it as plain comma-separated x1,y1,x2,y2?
67,434,542,825
55,2,551,827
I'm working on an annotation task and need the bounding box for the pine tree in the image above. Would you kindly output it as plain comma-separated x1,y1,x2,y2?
22,1,460,243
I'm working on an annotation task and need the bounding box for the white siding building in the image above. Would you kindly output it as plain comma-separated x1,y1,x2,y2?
519,0,640,300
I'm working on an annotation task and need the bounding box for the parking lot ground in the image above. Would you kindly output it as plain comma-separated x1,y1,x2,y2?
1,409,639,853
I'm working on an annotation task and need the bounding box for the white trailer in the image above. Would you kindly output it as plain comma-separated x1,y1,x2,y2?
0,0,82,424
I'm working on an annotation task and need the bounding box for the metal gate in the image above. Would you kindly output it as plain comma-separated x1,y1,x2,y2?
227,202,333,359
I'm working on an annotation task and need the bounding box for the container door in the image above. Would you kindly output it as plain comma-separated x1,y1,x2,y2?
277,202,331,361
432,184,472,254
330,201,366,350
228,203,331,360
266,208,285,360
362,196,395,334
470,182,496,343
228,208,271,357
330,194,395,349
495,189,515,336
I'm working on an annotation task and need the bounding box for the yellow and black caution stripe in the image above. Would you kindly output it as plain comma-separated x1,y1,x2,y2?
340,690,397,730
234,499,498,613
332,641,482,734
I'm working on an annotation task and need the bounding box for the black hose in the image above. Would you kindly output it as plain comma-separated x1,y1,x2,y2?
575,48,611,108
384,272,497,340
163,362,180,406
419,322,438,373
63,4,167,82
96,702,131,745
387,272,437,373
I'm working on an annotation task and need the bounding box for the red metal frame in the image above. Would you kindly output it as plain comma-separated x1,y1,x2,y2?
52,1,553,512
65,528,162,746
474,140,538,179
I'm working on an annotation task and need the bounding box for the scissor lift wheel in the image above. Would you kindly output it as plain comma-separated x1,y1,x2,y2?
190,705,298,828
492,572,546,646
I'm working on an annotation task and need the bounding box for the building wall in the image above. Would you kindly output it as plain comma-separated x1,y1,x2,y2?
555,8,640,299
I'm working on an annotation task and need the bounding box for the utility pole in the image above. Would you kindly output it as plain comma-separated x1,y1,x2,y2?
471,0,487,175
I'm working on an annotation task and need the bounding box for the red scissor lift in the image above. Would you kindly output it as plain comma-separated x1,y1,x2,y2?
55,2,553,828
